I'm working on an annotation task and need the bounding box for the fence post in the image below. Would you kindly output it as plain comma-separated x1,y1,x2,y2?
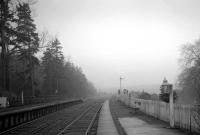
189,105,191,132
170,88,174,127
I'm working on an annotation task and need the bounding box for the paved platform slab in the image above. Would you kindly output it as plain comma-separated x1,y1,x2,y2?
97,100,119,135
119,117,187,135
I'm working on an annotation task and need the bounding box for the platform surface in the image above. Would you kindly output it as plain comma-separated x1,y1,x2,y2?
97,100,119,135
119,117,187,135
0,99,79,116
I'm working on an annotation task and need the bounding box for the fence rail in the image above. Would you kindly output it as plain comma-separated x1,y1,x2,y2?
118,95,200,133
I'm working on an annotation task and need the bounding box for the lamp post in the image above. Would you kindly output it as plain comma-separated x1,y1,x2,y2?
55,79,59,94
120,76,123,91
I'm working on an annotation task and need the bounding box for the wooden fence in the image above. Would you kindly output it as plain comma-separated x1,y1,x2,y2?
118,95,200,133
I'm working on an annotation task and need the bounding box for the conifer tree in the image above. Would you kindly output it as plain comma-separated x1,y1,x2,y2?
15,2,39,96
41,37,64,95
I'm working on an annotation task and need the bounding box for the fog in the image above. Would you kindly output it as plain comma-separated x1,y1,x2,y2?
34,0,200,93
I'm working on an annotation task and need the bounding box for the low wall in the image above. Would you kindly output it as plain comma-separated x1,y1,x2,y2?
118,95,200,133
0,99,82,132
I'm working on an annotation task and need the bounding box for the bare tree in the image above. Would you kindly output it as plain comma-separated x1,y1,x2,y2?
178,38,200,104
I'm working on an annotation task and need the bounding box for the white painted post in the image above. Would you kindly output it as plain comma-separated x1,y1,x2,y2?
21,90,24,105
169,85,174,127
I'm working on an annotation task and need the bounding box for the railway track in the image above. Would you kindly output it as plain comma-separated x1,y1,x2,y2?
58,102,102,135
0,99,104,135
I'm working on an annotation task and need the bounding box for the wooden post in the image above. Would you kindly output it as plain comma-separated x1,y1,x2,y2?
21,90,24,105
169,85,174,127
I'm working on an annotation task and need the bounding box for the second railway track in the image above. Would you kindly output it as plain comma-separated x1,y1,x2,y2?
0,99,104,135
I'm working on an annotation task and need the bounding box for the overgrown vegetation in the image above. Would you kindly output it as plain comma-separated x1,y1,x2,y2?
178,38,200,104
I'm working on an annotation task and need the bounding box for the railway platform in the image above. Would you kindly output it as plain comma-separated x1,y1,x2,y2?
119,117,187,135
0,99,82,132
109,98,189,135
97,100,119,135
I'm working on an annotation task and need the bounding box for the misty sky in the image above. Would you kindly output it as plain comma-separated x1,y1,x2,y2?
34,0,200,92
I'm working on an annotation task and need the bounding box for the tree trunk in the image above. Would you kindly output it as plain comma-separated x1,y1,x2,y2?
0,0,9,91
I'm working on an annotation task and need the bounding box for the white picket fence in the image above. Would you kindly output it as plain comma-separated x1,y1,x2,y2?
118,95,200,133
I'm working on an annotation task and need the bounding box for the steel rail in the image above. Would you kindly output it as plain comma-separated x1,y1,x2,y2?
84,103,103,135
0,101,89,135
57,103,102,135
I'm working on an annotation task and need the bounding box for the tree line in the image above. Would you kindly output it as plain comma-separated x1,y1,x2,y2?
0,0,97,98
